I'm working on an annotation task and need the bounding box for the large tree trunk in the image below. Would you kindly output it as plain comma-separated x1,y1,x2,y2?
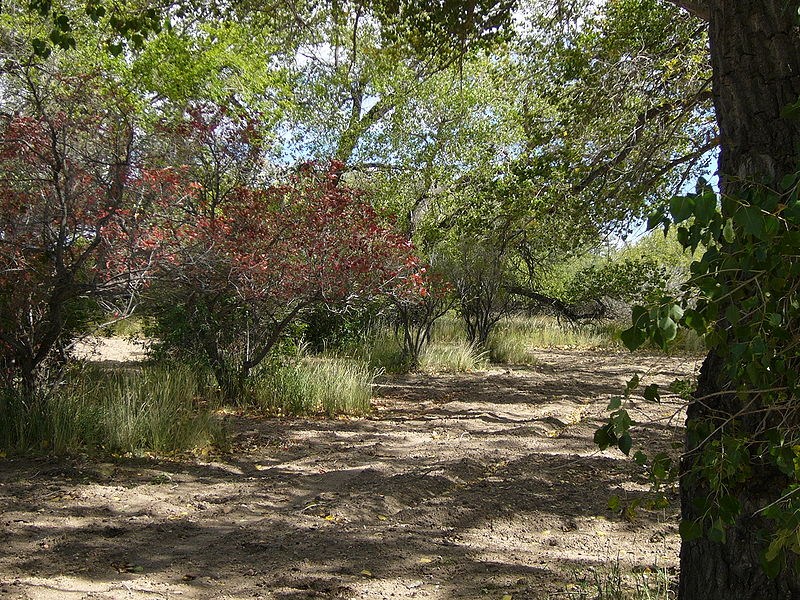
678,1,800,598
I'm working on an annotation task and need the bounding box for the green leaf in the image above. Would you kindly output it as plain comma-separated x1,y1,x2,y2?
608,495,621,511
31,38,51,58
780,173,798,191
620,326,646,351
679,519,703,541
694,191,717,224
631,305,649,327
670,195,696,223
607,397,622,410
658,316,677,341
683,308,707,334
718,494,741,523
734,204,765,238
594,423,616,451
762,552,782,579
708,518,727,543
676,226,691,248
55,14,72,32
633,451,647,465
618,432,632,455
667,304,684,322
647,209,665,230
611,409,633,435
643,384,660,402
765,537,786,563
626,374,640,391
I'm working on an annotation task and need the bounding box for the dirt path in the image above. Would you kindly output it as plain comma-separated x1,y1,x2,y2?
0,350,699,600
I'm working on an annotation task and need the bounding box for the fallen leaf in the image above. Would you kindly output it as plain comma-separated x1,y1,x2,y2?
501,595,513,600
323,514,335,520
418,558,433,564
359,570,372,577
254,464,270,471
182,574,197,581
113,562,144,573
377,515,387,521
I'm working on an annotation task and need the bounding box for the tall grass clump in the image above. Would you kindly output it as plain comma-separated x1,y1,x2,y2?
487,322,538,365
97,364,223,453
252,357,376,417
508,315,624,349
430,315,466,344
359,328,411,374
0,364,223,455
418,340,488,373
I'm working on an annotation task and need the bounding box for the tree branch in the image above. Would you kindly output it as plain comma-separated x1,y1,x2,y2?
664,0,710,21
573,87,713,194
506,286,607,322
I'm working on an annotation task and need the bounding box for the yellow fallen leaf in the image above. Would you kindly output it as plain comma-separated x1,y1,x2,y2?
501,595,513,600
595,530,608,536
324,514,335,520
359,570,372,577
418,558,433,564
377,515,387,521
541,530,550,535
254,465,270,471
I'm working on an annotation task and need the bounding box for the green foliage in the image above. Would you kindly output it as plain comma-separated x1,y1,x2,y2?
22,0,164,57
373,0,514,69
565,256,668,307
603,175,800,574
301,304,382,354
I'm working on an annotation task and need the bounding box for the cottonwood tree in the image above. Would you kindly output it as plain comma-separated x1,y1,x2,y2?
596,1,800,598
668,2,800,597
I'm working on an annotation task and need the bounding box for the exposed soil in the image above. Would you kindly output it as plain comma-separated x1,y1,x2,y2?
0,349,699,600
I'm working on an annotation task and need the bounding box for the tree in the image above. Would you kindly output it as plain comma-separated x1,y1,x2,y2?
0,69,184,397
606,1,800,597
385,265,453,369
670,2,800,597
149,162,416,399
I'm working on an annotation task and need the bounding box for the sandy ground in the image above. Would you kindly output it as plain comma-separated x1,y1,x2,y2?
0,348,700,600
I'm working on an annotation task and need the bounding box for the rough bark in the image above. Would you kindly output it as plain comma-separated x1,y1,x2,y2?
678,1,800,598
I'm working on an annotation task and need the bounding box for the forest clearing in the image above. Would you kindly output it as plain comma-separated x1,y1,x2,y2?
4,0,800,597
1,345,697,600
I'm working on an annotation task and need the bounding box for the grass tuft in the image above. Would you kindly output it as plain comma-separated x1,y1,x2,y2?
418,341,489,373
552,559,675,600
0,363,223,455
252,357,376,417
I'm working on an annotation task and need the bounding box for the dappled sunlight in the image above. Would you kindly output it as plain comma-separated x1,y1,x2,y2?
0,349,695,599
